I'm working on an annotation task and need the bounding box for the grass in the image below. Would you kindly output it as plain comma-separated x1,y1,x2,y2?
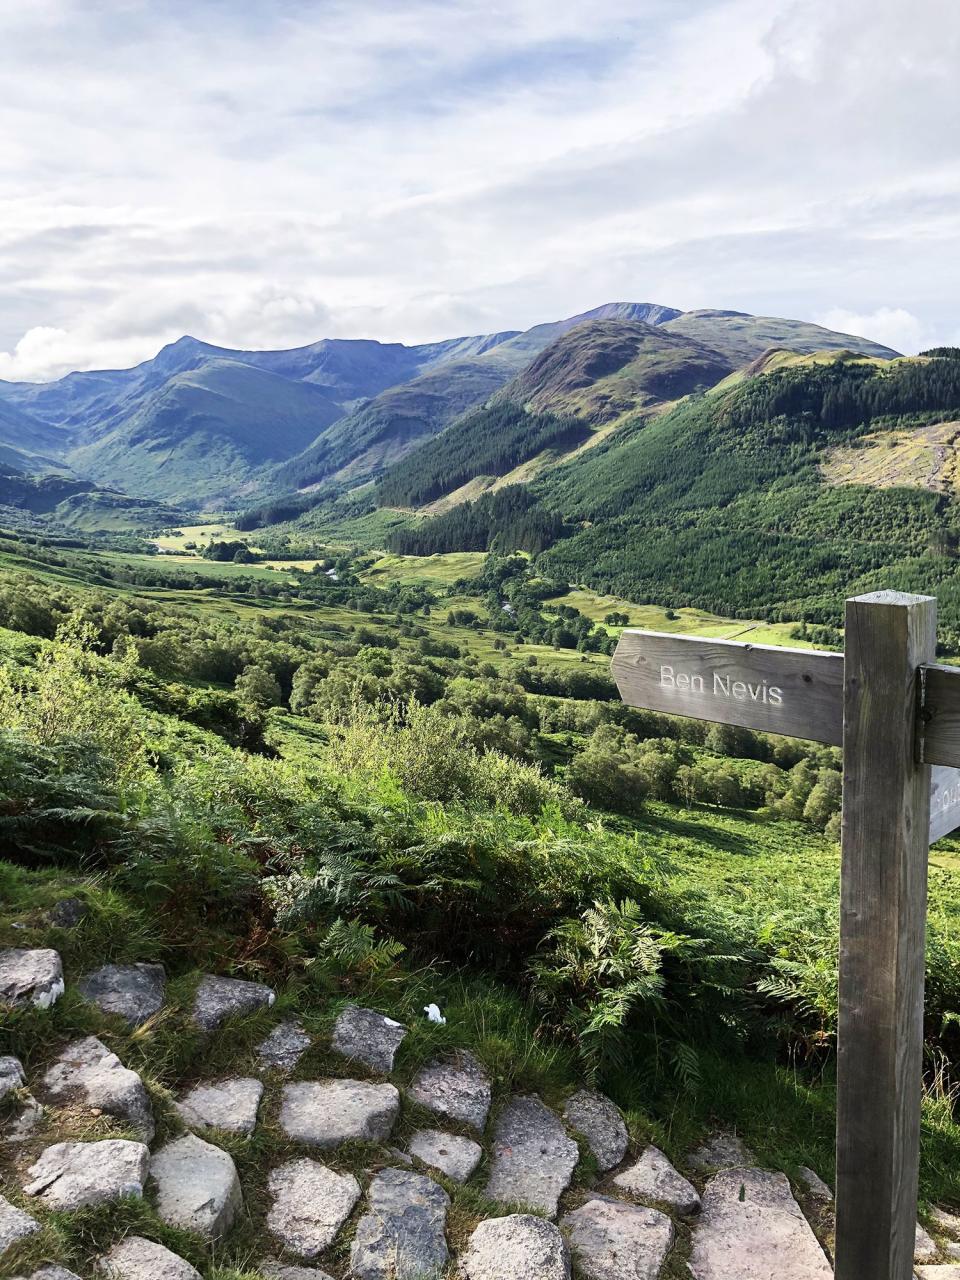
4,526,960,1272
360,551,489,588
151,521,245,553
544,591,826,650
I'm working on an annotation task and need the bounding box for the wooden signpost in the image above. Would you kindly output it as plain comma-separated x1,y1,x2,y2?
611,591,960,1280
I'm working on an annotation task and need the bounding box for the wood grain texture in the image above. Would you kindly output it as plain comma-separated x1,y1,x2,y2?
918,661,960,768
835,590,935,1280
611,629,843,743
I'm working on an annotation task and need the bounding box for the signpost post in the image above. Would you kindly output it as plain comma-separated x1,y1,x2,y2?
611,590,960,1280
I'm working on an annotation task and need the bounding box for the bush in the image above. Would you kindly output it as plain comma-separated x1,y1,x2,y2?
568,750,647,815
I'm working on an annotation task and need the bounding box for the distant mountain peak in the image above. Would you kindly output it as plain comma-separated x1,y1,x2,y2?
569,301,682,326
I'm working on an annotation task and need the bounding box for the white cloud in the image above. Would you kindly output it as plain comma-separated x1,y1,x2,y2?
0,0,958,379
815,309,928,357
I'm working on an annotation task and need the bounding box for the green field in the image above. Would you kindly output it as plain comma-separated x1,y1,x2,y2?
361,550,489,587
151,520,241,552
545,590,824,648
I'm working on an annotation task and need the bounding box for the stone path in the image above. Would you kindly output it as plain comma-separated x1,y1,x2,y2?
563,1087,629,1170
349,1167,450,1279
409,1127,482,1182
77,962,166,1026
267,1158,360,1258
563,1196,674,1280
279,1078,401,1147
23,1139,150,1210
8,948,960,1278
687,1168,833,1280
150,1132,241,1239
192,973,276,1030
408,1048,491,1129
97,1235,202,1279
486,1094,579,1216
0,947,64,1008
176,1076,264,1134
613,1143,701,1214
42,1036,154,1141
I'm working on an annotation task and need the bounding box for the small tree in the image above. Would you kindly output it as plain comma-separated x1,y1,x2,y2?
235,666,282,711
803,769,842,828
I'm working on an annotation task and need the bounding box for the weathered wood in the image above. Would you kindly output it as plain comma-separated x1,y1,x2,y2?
834,590,936,1280
929,764,960,844
918,661,960,768
611,629,843,744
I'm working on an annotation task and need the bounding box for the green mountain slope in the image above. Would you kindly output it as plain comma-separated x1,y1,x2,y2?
0,399,70,473
0,465,184,531
369,313,899,522
67,359,345,505
270,355,515,493
388,352,960,634
376,402,593,508
0,302,902,513
374,320,732,510
267,305,679,496
660,309,900,364
495,318,734,422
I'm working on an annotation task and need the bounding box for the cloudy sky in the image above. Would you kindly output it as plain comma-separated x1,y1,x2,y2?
1,0,958,381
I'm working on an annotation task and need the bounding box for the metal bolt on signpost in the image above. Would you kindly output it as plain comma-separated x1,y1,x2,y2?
611,591,960,1280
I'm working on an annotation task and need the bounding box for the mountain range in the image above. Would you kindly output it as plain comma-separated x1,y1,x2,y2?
0,302,899,512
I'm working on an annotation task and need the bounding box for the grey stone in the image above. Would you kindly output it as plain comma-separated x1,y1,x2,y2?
257,1020,312,1072
687,1168,833,1279
460,1214,570,1280
77,963,166,1026
688,1131,753,1172
917,1223,939,1262
916,1270,960,1279
192,973,276,1030
796,1165,833,1201
409,1128,482,1183
266,1158,360,1258
563,1089,628,1171
486,1095,579,1218
331,1004,407,1073
150,1132,241,1240
949,1244,960,1261
23,1139,150,1210
933,1208,960,1238
3,1095,43,1145
562,1196,674,1280
279,1079,400,1148
259,1266,335,1280
176,1076,263,1135
47,897,87,928
0,1194,39,1255
0,1055,25,1101
349,1167,450,1280
43,1036,154,1141
27,1267,84,1280
408,1050,491,1131
0,948,64,1009
96,1236,202,1279
612,1144,700,1215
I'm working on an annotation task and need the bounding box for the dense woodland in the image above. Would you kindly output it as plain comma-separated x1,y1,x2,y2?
387,486,565,556
383,354,960,638
376,402,590,508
